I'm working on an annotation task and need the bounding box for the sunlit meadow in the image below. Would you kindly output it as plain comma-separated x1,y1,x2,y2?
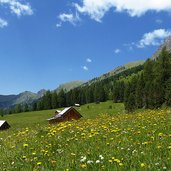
0,103,170,171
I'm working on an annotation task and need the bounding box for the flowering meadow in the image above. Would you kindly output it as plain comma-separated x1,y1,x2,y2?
0,109,170,171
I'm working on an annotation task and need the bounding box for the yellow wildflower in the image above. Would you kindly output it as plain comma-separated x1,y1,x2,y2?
119,163,123,166
109,160,113,163
80,164,87,168
140,163,145,167
37,162,42,166
22,156,26,159
23,144,28,148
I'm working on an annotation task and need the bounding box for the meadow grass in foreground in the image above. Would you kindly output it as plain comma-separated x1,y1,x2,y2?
0,108,170,171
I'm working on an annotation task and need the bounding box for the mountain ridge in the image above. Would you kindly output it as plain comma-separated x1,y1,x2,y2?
151,35,171,60
82,60,145,86
0,81,85,109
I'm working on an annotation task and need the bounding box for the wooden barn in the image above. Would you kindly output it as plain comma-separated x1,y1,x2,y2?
48,107,82,124
0,120,10,130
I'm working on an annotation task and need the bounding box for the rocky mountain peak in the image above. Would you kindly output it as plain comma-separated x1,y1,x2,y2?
152,35,171,60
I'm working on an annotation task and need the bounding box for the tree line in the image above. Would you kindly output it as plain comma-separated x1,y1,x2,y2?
29,64,143,112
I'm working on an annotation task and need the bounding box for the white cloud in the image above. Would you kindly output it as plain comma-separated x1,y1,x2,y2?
137,29,171,48
58,12,81,26
56,22,62,28
82,66,88,71
0,0,33,17
114,48,121,54
86,58,92,63
0,18,8,28
74,0,171,22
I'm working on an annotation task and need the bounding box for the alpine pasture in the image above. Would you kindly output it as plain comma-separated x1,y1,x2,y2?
0,101,170,171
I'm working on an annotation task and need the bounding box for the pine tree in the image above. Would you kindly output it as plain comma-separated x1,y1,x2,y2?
51,92,58,109
58,89,66,107
42,91,52,109
32,102,37,111
0,109,4,117
124,82,130,111
156,47,171,82
119,81,125,102
94,85,99,102
127,93,136,112
108,89,113,100
124,82,136,112
113,82,120,102
135,73,145,108
153,47,171,106
24,103,29,112
143,59,155,108
15,104,22,113
37,101,44,111
165,78,171,106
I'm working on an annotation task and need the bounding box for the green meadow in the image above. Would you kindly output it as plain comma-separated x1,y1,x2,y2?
0,101,170,171
1,101,124,129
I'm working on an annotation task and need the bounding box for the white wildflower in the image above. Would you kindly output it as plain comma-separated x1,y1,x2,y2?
99,155,104,160
87,160,93,164
80,156,86,162
96,160,100,163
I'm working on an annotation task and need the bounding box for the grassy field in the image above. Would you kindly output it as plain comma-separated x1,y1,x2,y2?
0,101,170,171
1,101,124,129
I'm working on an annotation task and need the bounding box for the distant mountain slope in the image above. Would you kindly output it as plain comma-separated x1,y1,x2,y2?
0,81,85,109
0,95,16,108
14,91,42,105
152,35,171,60
83,60,145,86
0,90,46,109
55,80,85,93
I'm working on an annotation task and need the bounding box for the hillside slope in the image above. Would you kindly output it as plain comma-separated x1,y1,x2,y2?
0,91,45,109
55,80,85,93
83,60,145,86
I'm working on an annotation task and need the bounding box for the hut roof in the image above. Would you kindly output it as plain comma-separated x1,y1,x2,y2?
0,120,10,130
48,107,72,121
0,120,6,127
48,107,82,121
55,107,72,118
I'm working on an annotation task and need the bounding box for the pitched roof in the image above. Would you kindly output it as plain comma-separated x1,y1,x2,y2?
0,120,6,127
55,107,72,118
47,107,73,121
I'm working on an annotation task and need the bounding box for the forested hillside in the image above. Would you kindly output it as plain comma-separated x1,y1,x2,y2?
124,47,171,111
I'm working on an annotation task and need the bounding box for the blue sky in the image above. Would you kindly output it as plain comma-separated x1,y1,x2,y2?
0,0,171,95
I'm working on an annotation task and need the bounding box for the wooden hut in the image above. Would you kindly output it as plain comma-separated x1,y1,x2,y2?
48,107,82,124
0,120,10,130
